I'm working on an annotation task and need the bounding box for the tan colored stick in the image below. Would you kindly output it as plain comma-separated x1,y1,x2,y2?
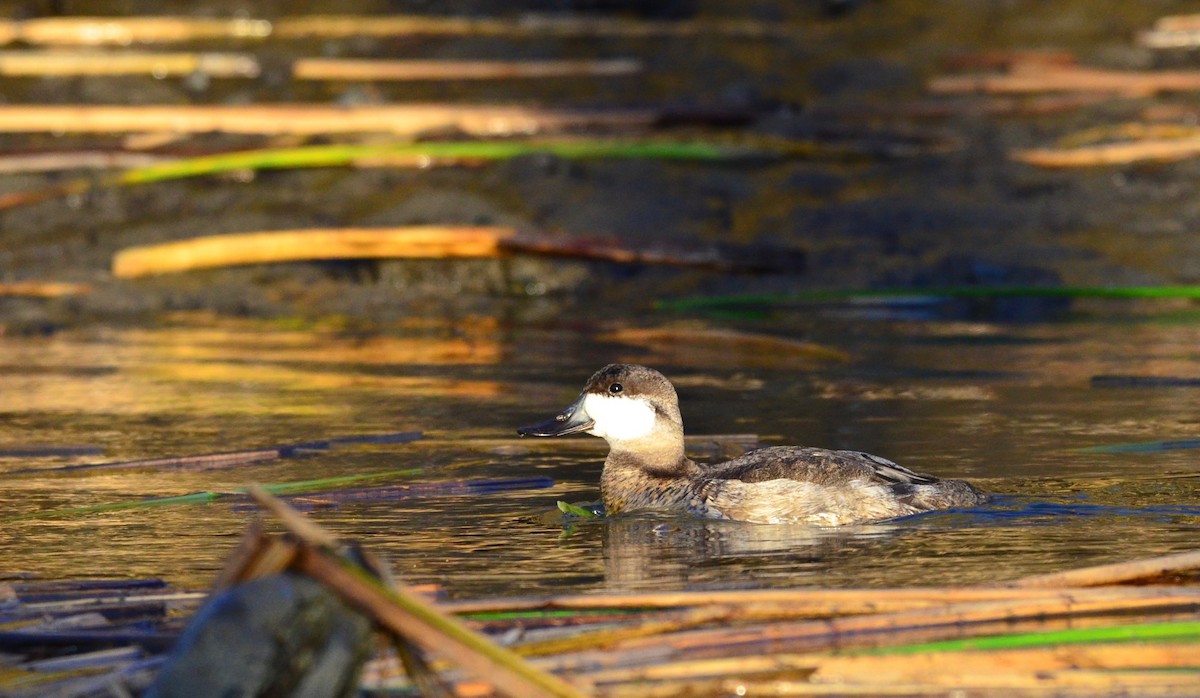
112,227,517,279
0,281,92,297
598,670,1200,698
530,588,1200,671
4,17,273,45
1014,138,1200,167
1008,549,1200,588
0,15,790,46
931,65,1200,97
440,585,1162,616
293,58,641,81
0,104,655,136
275,14,791,40
0,151,169,174
578,644,1200,687
0,50,259,77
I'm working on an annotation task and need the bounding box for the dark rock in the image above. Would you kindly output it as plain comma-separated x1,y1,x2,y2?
145,573,372,698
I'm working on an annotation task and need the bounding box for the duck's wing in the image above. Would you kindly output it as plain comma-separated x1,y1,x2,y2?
703,446,940,488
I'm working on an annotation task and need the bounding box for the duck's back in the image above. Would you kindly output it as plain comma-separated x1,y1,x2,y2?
696,446,985,525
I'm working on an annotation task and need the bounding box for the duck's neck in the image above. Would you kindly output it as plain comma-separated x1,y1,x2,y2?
606,437,693,478
600,440,698,516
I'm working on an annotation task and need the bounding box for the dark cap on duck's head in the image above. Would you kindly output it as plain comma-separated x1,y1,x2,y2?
581,364,678,402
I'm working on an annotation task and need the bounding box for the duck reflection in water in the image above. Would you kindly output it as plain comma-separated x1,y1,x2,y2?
519,364,985,526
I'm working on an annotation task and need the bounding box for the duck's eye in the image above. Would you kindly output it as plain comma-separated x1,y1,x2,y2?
609,382,623,394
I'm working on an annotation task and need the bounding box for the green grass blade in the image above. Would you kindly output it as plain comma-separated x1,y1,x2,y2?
115,140,759,187
259,467,425,495
870,620,1200,655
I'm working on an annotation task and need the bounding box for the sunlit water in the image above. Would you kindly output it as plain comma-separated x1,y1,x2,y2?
2,305,1200,598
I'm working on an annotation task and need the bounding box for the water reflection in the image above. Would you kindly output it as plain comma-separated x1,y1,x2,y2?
1,308,1200,595
599,515,898,590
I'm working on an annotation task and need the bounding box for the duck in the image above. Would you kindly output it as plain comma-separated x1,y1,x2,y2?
518,363,986,525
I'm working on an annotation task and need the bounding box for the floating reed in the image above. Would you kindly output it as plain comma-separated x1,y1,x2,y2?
112,227,517,278
0,150,171,174
656,285,1200,312
0,15,791,46
930,64,1200,97
0,280,93,297
1140,15,1200,49
0,104,655,136
1008,549,1200,589
1014,137,1200,167
111,225,809,279
0,52,638,82
293,58,642,82
0,49,259,77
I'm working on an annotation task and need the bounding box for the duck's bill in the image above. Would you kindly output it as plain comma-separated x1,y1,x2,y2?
517,394,594,437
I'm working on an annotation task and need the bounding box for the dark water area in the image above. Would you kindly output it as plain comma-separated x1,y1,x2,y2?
2,307,1199,597
1,1,1200,598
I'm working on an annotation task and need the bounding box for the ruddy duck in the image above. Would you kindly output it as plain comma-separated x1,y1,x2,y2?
518,363,985,525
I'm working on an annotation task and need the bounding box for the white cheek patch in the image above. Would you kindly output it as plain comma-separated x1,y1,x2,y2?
583,393,656,441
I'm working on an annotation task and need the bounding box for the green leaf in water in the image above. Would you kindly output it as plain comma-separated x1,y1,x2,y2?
557,500,600,518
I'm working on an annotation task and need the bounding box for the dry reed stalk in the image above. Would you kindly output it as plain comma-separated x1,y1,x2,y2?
0,17,273,45
293,58,641,81
1014,138,1200,167
274,14,791,40
0,15,790,46
0,50,259,77
525,588,1200,671
73,448,285,472
940,50,1077,71
578,644,1200,689
598,672,1200,698
0,281,92,297
1008,549,1200,588
208,521,272,593
1151,15,1200,32
0,150,169,174
930,65,1200,97
292,530,591,698
808,645,1200,684
441,585,1160,616
245,487,589,698
111,227,517,279
0,104,655,136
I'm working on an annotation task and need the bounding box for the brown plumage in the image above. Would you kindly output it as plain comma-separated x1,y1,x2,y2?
519,363,986,525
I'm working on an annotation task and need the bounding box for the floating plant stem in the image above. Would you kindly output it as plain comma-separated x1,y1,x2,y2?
0,467,425,522
870,620,1200,654
658,285,1200,312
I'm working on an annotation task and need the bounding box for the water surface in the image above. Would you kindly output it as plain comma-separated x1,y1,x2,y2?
2,305,1199,597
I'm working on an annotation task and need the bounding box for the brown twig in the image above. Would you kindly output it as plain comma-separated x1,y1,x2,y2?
293,58,642,81
0,281,93,297
1008,549,1200,588
1013,138,1200,167
930,65,1200,98
112,227,518,279
0,50,259,77
0,104,656,136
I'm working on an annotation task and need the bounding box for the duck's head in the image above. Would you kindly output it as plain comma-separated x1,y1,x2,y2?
518,364,684,448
